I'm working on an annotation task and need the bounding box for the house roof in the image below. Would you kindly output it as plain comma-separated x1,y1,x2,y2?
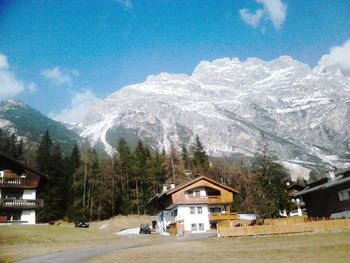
148,176,239,205
0,151,48,178
166,176,239,195
295,169,350,197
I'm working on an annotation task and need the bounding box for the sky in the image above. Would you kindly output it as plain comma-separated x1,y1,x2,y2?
0,0,349,123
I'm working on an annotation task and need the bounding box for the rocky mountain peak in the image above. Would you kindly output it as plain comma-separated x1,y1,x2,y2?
73,56,350,172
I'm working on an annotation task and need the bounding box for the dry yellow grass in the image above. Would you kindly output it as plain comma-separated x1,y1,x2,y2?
0,215,157,262
1,216,349,263
86,230,350,263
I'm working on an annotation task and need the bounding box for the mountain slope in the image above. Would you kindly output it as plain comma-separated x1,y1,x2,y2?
0,100,81,152
74,56,350,168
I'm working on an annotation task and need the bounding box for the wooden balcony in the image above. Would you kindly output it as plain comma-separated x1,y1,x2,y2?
209,212,238,221
179,195,228,204
0,177,39,188
0,199,44,209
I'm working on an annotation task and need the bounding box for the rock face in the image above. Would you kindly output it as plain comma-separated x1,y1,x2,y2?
75,56,350,169
0,99,81,152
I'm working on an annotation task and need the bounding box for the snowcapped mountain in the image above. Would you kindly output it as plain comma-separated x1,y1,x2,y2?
0,99,81,152
74,56,350,169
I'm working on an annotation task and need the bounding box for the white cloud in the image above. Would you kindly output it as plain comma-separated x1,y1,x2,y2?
116,0,133,10
258,0,287,29
0,53,26,99
27,82,38,94
41,66,72,86
71,69,80,76
0,54,9,69
320,39,350,75
49,89,98,124
239,9,264,28
240,0,287,30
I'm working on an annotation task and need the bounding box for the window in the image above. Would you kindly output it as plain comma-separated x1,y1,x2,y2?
7,210,21,221
191,223,197,231
190,207,195,214
0,171,4,178
209,207,222,213
185,190,193,197
197,207,202,214
338,188,350,201
173,209,177,217
198,223,204,231
3,189,23,199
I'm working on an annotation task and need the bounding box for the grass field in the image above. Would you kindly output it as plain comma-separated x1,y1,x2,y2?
86,230,350,263
0,216,349,263
0,215,158,262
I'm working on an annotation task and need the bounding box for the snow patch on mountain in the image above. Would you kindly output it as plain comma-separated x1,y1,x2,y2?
73,56,350,171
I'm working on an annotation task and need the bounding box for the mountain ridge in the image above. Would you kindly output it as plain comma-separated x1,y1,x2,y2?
73,56,350,171
0,99,81,152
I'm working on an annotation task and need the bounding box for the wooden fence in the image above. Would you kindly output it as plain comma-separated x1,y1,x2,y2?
217,218,350,237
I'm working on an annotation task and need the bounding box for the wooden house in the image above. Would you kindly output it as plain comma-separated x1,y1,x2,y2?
295,169,350,218
0,151,47,224
149,176,239,235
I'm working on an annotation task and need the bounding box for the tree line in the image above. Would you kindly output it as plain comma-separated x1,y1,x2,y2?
0,129,296,222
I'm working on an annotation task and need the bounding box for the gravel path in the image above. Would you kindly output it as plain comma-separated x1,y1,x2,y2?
15,233,216,263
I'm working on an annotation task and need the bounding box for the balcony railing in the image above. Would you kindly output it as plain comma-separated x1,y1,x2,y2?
209,212,238,221
180,195,226,204
0,199,44,209
0,177,39,188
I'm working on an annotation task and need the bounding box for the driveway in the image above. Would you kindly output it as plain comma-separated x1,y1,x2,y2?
15,233,216,263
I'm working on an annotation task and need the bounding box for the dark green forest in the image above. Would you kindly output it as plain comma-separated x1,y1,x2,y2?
0,129,296,222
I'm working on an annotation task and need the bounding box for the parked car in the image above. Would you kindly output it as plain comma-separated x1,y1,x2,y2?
75,220,89,228
139,223,151,234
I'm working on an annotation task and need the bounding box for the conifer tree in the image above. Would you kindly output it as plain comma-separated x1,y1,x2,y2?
250,138,292,218
181,144,191,171
153,150,167,193
36,132,66,222
167,141,180,184
0,129,25,161
131,140,147,214
66,144,81,220
116,138,132,214
190,135,209,174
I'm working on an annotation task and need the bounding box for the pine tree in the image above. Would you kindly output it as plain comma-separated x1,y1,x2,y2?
35,131,52,173
153,150,167,193
0,129,25,161
131,140,147,214
250,138,292,218
167,141,179,184
181,144,192,175
116,138,132,215
36,132,66,222
190,135,209,174
66,144,81,220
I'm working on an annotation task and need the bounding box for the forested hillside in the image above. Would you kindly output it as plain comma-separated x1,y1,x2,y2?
0,129,299,222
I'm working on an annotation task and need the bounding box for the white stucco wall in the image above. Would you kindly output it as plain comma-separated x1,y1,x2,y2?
177,205,209,232
156,209,176,233
22,189,36,200
157,204,210,233
21,210,36,224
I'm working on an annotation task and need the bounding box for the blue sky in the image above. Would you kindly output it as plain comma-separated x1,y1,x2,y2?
0,0,349,123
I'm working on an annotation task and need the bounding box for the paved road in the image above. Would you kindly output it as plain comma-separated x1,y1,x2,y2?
15,233,216,263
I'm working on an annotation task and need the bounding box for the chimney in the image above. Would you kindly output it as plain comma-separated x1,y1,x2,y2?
328,168,335,181
162,184,168,193
170,183,175,189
